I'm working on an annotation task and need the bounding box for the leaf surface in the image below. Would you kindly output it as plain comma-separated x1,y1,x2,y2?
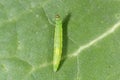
0,0,120,80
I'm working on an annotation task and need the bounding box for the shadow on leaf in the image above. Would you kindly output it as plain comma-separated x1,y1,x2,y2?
58,13,71,71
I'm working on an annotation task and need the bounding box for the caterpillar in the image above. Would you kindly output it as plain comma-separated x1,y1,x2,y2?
53,15,63,72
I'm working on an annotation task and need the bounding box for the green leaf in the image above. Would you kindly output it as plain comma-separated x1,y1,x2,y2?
0,0,120,80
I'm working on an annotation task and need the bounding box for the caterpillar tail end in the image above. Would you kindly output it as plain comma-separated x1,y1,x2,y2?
53,67,57,72
53,63,59,72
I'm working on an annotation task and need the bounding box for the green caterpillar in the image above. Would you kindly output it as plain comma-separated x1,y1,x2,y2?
53,15,63,72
